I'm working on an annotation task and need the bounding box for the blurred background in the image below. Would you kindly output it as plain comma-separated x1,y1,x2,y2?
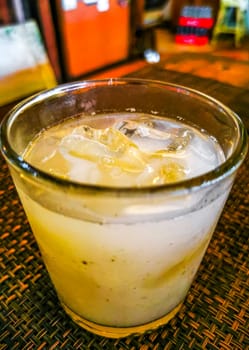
0,0,249,106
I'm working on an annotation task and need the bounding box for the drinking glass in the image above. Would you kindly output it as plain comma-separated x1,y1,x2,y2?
0,79,247,338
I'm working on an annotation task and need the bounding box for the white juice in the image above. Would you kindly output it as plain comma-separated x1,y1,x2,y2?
17,113,229,329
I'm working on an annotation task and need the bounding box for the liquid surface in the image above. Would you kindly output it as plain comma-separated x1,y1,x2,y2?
24,113,224,187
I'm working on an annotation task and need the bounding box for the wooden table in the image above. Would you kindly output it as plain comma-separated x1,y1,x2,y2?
0,54,248,350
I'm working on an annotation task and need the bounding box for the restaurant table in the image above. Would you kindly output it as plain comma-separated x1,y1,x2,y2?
1,54,249,350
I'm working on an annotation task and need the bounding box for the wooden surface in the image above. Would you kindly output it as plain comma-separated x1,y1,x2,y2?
128,52,249,131
160,52,249,88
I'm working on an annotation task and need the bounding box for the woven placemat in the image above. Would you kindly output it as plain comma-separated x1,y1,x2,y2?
1,69,249,349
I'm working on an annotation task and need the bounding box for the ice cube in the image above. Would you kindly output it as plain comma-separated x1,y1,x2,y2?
155,162,186,184
165,128,193,152
59,124,186,186
136,157,186,186
114,119,193,153
59,134,109,162
27,135,58,164
100,128,147,172
59,126,147,178
72,125,102,140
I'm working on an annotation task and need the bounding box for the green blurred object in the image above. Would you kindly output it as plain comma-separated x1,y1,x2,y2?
212,0,249,47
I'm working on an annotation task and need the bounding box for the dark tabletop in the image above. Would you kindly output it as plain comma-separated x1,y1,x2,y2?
0,55,249,350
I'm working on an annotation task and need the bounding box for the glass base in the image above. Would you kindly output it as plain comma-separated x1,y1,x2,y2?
61,302,183,338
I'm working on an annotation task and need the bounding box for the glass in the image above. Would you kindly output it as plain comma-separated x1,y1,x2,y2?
0,79,247,338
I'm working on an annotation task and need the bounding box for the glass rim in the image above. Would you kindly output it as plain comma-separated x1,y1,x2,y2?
0,78,248,196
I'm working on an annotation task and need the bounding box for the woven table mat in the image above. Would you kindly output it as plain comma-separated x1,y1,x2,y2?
1,68,249,349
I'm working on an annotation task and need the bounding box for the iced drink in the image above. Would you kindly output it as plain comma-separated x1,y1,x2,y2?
16,114,228,329
1,79,247,338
